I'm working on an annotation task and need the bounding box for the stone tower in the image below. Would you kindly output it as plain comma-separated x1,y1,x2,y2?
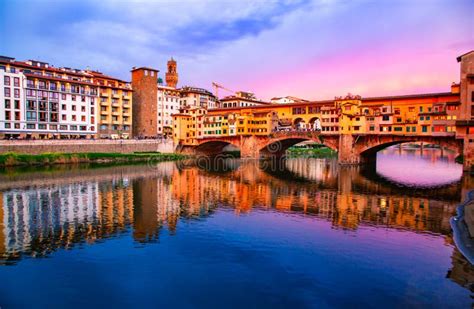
131,67,159,138
165,58,178,88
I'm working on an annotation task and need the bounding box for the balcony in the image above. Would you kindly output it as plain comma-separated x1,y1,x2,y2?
100,101,109,106
122,95,130,100
112,102,120,107
100,92,109,97
112,93,120,99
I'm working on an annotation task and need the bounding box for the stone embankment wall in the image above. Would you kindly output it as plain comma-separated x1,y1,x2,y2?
0,139,176,155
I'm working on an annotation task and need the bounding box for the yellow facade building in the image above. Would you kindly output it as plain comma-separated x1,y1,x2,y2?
88,71,133,139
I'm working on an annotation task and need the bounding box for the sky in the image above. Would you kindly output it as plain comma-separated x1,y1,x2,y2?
0,0,473,101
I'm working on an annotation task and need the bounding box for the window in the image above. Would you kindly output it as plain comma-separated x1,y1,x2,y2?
14,88,20,98
27,124,35,129
5,99,10,109
4,88,10,97
70,125,77,130
72,95,76,101
14,100,20,109
13,77,19,87
4,76,10,86
4,123,11,129
420,116,424,120
62,115,66,121
62,94,66,100
26,111,37,121
292,107,306,115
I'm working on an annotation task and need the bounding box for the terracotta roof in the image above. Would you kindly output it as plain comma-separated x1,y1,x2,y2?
86,70,128,83
131,66,159,72
23,72,97,87
457,50,474,62
362,92,456,101
220,95,271,104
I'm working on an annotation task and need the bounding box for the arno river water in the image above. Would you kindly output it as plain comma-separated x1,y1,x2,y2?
0,147,472,308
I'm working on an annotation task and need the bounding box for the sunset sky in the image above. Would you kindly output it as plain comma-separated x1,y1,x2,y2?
1,0,473,100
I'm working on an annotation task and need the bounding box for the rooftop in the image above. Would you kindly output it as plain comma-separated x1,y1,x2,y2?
131,66,159,72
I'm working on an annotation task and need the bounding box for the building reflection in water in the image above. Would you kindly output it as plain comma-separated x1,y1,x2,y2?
0,158,472,288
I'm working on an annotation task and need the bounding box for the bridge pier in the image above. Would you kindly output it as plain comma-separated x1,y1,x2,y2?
338,134,361,165
463,137,474,172
240,136,261,158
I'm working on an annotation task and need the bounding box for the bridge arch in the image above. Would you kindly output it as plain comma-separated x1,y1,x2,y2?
358,136,463,162
194,139,241,156
259,132,339,157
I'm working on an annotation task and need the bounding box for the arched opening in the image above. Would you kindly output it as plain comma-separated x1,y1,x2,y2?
309,117,322,131
360,141,463,187
293,118,306,131
360,140,461,163
194,140,240,157
260,137,336,158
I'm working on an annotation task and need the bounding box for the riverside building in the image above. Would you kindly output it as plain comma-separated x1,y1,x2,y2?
0,56,98,139
87,71,132,139
220,91,271,108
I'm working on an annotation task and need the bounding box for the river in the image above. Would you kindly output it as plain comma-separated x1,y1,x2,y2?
0,147,472,308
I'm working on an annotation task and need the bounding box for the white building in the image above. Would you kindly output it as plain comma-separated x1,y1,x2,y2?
157,85,180,136
220,91,271,108
180,86,218,109
0,56,98,139
270,96,310,104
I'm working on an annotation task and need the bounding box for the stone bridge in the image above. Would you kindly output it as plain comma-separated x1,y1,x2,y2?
178,131,468,170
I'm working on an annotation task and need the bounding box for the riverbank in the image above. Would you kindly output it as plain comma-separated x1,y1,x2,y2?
0,152,186,167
